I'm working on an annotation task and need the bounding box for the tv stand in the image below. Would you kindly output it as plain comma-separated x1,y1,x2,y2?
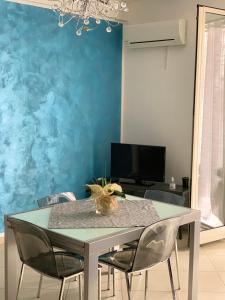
119,178,136,184
141,180,155,186
119,179,156,186
120,182,190,207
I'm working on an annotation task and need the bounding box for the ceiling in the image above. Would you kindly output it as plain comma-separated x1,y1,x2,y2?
7,0,136,10
7,0,132,23
7,0,53,9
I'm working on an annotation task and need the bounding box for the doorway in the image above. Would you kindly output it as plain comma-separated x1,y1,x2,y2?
192,6,225,244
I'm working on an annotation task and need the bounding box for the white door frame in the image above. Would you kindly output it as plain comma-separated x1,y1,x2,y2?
192,6,225,244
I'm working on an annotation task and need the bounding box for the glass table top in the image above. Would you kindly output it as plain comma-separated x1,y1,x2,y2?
10,195,191,242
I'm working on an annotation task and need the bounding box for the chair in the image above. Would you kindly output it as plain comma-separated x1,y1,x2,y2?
99,217,181,300
123,190,182,291
8,218,101,300
36,191,101,299
145,190,186,206
144,189,184,290
37,192,76,208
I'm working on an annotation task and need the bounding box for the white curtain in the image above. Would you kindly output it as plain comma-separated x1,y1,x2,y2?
198,20,225,228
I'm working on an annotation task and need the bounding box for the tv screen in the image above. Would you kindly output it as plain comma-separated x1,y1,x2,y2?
111,143,166,183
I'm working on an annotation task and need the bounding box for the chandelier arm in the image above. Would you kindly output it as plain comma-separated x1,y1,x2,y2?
75,17,84,31
64,15,77,25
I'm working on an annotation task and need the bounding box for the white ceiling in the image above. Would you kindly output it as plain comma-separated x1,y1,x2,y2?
7,0,53,9
7,0,136,10
7,0,131,23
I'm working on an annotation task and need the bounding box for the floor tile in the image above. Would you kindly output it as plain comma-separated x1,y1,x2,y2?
0,288,3,299
179,271,225,292
197,292,225,300
207,254,225,272
217,272,225,285
201,239,225,255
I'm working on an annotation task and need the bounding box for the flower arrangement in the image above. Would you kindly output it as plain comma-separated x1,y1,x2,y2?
87,178,125,215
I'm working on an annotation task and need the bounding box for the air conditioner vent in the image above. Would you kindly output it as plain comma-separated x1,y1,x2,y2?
124,19,186,49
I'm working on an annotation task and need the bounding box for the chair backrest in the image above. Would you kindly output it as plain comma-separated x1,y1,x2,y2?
144,189,185,206
131,217,181,272
37,192,76,208
8,218,59,277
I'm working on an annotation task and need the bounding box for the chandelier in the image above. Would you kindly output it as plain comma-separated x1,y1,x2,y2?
52,0,128,36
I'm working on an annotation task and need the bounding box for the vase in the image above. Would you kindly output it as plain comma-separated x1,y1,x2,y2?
94,195,119,215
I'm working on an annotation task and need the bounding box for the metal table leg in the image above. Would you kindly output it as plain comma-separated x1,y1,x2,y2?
83,243,99,300
5,216,18,300
188,218,200,300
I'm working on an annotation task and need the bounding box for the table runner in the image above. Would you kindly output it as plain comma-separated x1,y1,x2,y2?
48,199,160,229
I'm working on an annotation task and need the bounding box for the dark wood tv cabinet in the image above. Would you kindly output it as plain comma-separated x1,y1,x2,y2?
121,182,190,207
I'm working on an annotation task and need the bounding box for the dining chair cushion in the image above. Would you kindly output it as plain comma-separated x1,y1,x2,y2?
28,252,84,279
99,249,136,272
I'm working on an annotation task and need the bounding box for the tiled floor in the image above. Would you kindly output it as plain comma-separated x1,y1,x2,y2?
1,239,225,299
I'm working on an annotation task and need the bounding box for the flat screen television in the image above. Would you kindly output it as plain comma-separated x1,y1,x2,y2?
111,143,166,183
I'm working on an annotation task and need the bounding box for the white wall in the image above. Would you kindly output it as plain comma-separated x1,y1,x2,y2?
122,0,225,184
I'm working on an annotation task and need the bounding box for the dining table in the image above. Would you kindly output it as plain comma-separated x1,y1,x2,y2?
4,195,200,300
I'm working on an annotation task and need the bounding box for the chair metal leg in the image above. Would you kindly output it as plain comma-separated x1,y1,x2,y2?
167,258,176,300
144,270,148,300
16,263,25,300
125,273,131,300
130,273,133,290
98,268,101,300
107,247,117,292
79,274,82,300
112,268,115,297
174,240,181,290
59,278,66,300
64,281,71,300
177,226,182,240
107,266,111,290
37,274,43,298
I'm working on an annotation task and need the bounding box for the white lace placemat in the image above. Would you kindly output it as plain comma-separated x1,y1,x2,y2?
48,199,160,229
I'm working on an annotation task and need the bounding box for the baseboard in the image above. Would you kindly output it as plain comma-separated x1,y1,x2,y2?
200,227,225,244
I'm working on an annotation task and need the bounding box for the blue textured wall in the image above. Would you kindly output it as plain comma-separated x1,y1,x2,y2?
0,1,122,232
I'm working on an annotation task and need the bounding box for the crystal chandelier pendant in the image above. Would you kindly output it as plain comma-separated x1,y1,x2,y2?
106,26,112,33
84,18,90,25
52,0,128,37
76,29,82,36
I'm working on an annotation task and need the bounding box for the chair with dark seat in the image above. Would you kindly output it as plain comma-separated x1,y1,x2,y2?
123,190,182,291
8,218,100,300
37,192,76,208
144,189,184,290
36,191,103,298
145,189,186,207
99,216,181,300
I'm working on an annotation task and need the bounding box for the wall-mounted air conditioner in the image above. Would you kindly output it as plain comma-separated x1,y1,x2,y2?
124,19,186,49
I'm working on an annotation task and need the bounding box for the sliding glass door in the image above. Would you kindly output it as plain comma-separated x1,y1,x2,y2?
192,6,225,242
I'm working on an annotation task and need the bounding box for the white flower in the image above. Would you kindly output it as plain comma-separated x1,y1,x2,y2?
103,183,122,195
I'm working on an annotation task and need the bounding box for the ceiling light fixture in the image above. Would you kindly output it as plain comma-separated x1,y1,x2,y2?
51,0,128,36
